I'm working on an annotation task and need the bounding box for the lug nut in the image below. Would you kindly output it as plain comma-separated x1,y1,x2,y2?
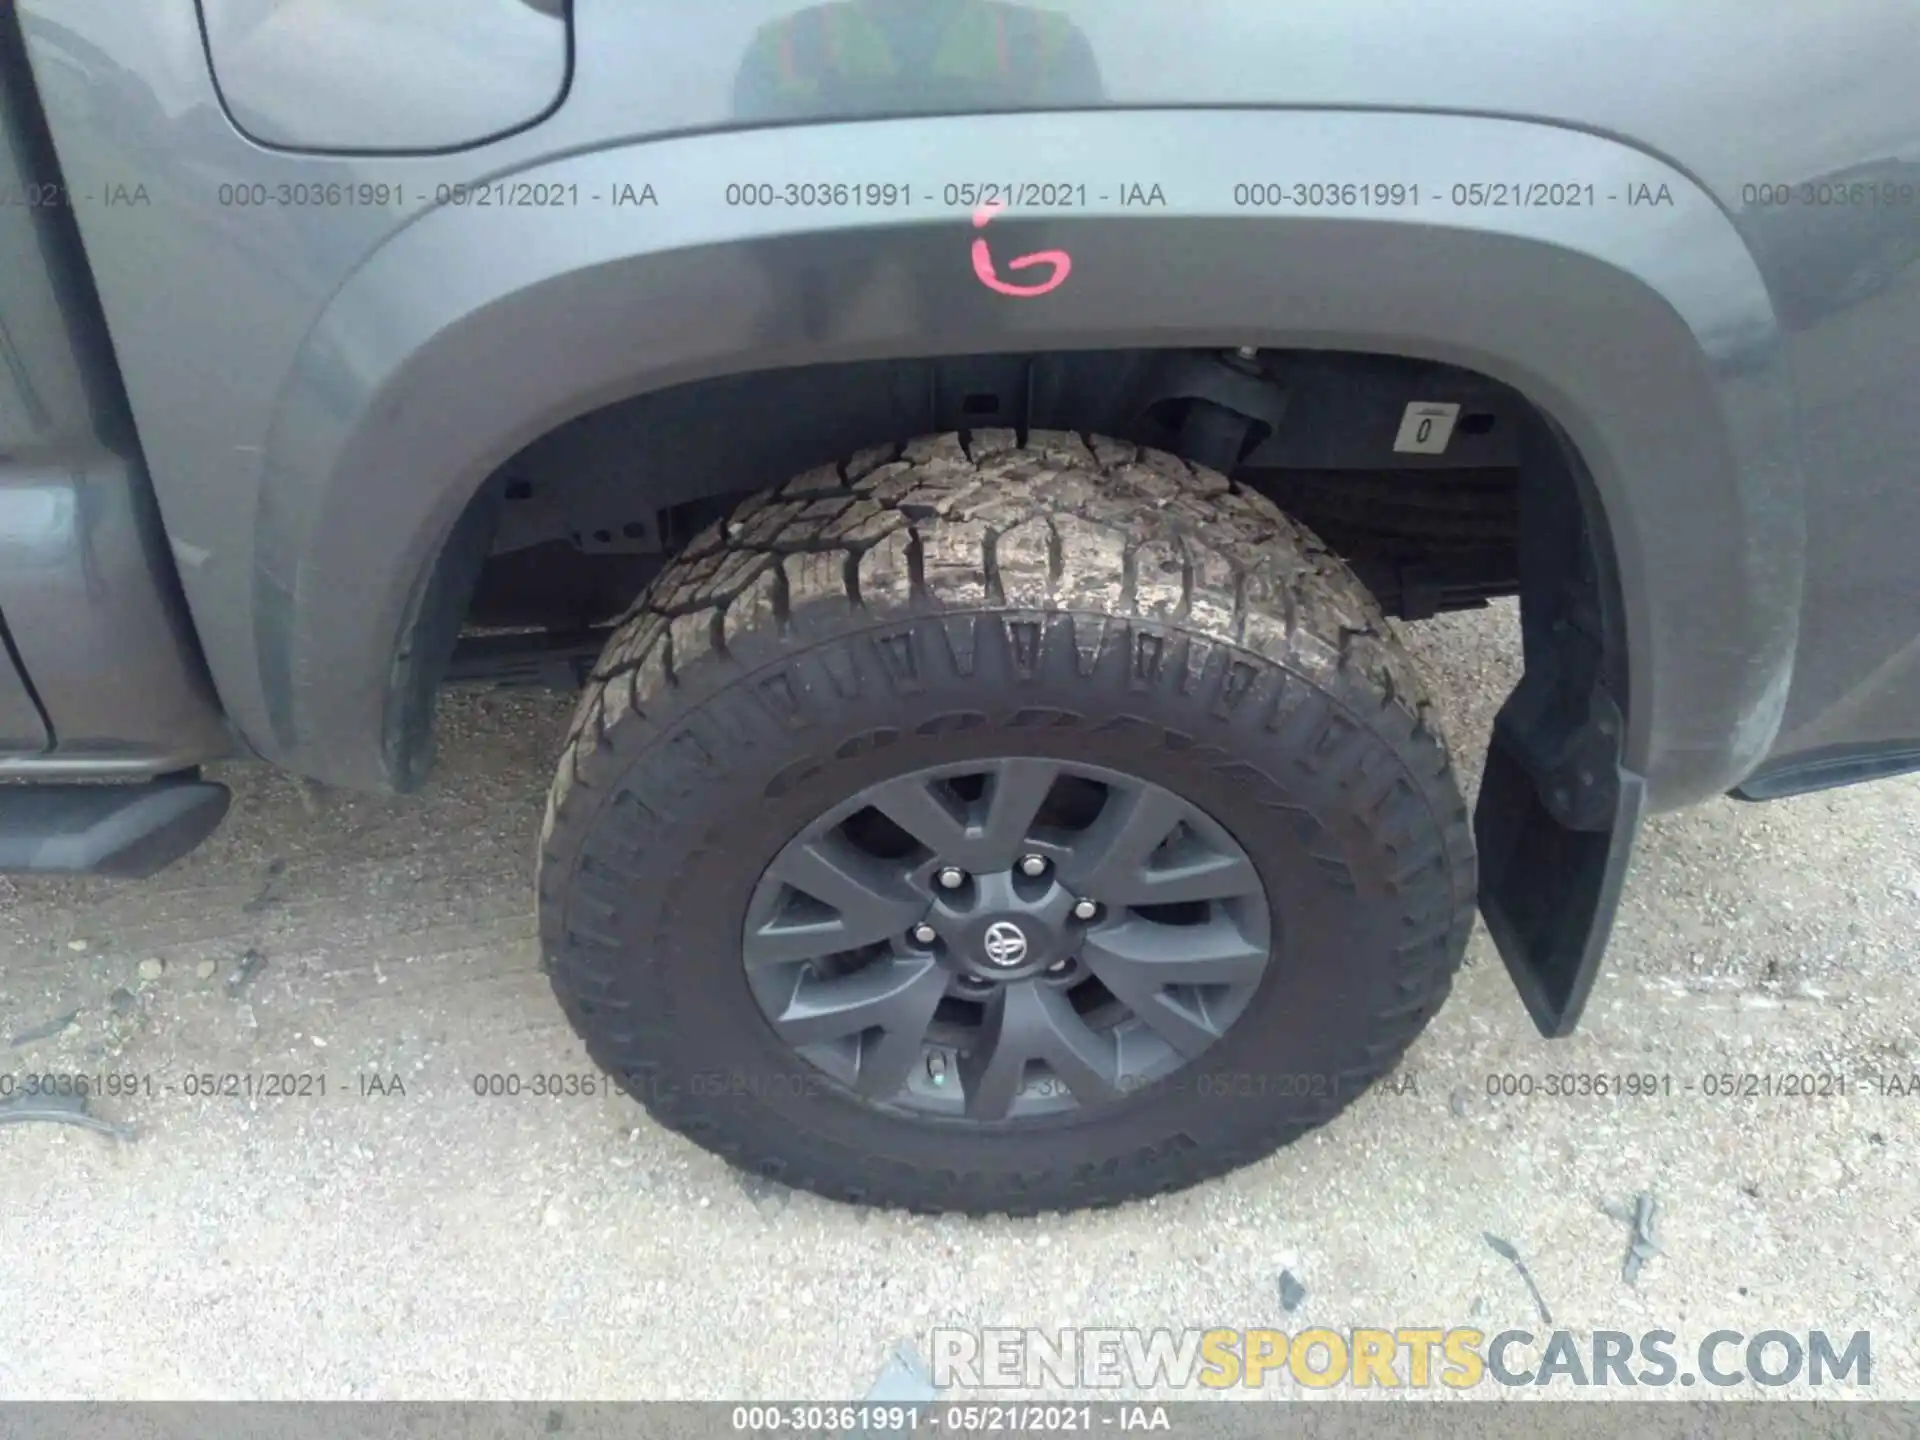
1048,958,1073,974
1071,899,1099,921
1018,854,1049,878
911,923,938,945
936,867,967,890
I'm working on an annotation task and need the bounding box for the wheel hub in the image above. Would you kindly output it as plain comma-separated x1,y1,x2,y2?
923,867,1082,982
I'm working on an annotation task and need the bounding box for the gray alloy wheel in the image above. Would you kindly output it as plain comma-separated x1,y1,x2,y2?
741,757,1272,1120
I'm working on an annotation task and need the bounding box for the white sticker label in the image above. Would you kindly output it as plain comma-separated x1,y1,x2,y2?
1393,401,1461,455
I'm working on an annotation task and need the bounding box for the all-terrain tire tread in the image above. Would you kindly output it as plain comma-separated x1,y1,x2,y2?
538,429,1475,1215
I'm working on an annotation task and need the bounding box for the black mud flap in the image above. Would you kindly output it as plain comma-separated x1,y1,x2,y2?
1475,411,1643,1037
1475,727,1645,1036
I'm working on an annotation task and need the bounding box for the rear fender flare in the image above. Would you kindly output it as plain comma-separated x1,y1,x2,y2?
254,107,1800,806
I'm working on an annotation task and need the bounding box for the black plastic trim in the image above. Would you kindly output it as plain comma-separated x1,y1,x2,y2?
1471,410,1642,1036
383,479,506,791
0,775,229,877
1477,758,1646,1037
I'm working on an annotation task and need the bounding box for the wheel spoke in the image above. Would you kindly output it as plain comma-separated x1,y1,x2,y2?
866,759,1062,872
742,916,856,968
1082,916,1270,984
850,978,948,1098
973,759,1065,865
1120,849,1263,907
770,955,945,1057
1059,785,1186,903
1080,919,1269,1057
743,838,924,967
958,980,1119,1120
863,774,972,856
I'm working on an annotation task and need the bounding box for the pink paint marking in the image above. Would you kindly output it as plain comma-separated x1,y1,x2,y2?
970,201,1073,297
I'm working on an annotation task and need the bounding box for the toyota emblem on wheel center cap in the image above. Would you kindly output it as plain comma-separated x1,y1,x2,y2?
981,921,1030,967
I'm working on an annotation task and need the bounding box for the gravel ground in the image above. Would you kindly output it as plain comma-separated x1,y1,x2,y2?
1,600,1916,1402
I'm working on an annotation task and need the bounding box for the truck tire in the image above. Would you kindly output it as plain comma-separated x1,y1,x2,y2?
537,431,1475,1214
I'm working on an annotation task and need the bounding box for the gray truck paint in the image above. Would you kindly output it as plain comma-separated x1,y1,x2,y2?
0,453,234,776
8,0,1920,811
0,661,44,754
194,0,571,153
0,23,231,775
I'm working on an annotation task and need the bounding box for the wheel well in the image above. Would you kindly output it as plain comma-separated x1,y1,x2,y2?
452,346,1549,648
424,349,1624,812
418,342,1639,1033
